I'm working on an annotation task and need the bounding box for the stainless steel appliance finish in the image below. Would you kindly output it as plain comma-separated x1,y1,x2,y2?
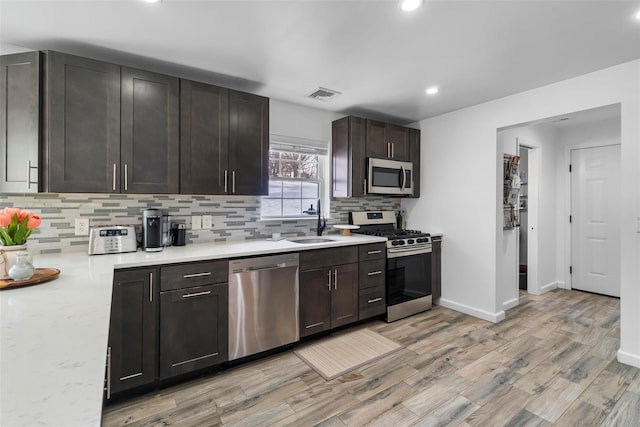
228,253,300,361
367,158,414,196
88,226,137,255
350,210,432,322
142,209,163,252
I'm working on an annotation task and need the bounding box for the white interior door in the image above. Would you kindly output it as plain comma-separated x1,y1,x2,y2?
571,145,621,297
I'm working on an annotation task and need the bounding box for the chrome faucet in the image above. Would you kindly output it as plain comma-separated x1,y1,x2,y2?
317,198,326,236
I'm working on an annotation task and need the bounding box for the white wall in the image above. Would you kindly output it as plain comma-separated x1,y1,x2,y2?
270,99,341,142
402,60,640,368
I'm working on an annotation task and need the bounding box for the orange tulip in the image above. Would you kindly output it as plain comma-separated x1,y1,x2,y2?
19,210,32,221
27,215,41,229
3,207,20,218
0,212,11,227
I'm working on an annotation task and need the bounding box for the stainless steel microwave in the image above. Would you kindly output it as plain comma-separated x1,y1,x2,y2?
367,158,414,196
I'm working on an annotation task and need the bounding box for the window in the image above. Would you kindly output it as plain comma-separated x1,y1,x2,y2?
261,136,328,219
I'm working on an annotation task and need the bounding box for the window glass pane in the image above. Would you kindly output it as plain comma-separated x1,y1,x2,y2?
280,152,301,161
301,181,319,198
261,198,282,217
299,155,319,179
269,159,280,177
283,199,302,216
268,180,282,197
269,151,280,159
280,160,298,178
282,181,301,198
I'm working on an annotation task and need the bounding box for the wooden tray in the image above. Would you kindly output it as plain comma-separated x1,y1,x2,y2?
0,268,61,290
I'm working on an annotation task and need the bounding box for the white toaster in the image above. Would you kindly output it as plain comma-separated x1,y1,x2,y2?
88,226,138,255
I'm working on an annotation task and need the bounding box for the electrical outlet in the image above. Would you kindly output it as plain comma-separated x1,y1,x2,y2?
191,215,202,230
202,215,212,229
75,218,89,236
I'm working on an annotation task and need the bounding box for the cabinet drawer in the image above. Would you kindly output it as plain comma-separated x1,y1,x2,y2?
300,246,358,270
359,259,386,289
160,260,228,291
359,286,386,320
358,243,386,261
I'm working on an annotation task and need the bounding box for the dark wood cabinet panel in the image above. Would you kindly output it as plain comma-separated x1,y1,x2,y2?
387,124,410,161
365,119,388,159
160,259,228,291
330,263,359,328
45,51,121,192
300,268,332,337
432,237,442,302
299,246,358,271
359,285,386,319
108,268,157,396
159,283,228,379
358,243,386,261
332,116,366,198
228,89,268,195
121,67,179,194
0,52,40,193
409,128,421,198
180,80,229,194
358,258,386,289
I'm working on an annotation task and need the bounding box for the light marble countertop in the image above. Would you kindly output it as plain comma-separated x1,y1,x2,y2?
0,234,385,427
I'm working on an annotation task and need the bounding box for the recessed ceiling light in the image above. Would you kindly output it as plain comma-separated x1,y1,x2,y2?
635,9,640,20
142,0,161,3
426,86,439,95
400,0,423,12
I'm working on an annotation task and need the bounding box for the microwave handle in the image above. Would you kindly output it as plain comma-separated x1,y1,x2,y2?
400,166,407,190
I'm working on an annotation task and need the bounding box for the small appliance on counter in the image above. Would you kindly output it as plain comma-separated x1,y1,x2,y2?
88,226,137,255
171,222,186,246
142,209,164,252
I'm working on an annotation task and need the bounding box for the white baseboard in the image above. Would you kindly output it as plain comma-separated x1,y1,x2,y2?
439,298,505,323
529,281,559,295
502,297,519,311
617,348,640,368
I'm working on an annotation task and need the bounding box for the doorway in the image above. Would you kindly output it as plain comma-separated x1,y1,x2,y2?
570,144,621,297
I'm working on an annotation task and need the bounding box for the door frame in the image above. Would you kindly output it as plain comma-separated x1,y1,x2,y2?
517,139,541,295
563,141,622,291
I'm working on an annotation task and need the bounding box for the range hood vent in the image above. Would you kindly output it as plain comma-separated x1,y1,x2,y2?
306,87,341,102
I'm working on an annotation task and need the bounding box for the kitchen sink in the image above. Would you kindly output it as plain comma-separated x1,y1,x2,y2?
287,237,335,244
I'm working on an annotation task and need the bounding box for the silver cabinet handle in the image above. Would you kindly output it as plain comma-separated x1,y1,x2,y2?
367,250,382,255
232,171,236,193
391,143,394,159
367,271,383,276
334,269,338,290
149,272,153,303
306,322,324,329
363,179,367,195
183,272,212,279
327,270,331,291
368,298,382,304
387,142,391,158
106,346,112,399
124,163,128,191
112,163,117,191
224,170,228,193
27,161,38,189
182,290,211,299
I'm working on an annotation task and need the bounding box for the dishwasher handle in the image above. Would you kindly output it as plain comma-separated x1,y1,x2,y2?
229,254,300,274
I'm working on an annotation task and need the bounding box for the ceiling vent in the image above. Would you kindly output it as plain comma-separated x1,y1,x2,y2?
306,87,342,102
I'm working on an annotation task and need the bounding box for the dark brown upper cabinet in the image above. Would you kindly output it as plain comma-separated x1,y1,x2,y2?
227,89,269,195
331,116,366,198
121,67,179,194
365,119,410,161
409,127,421,198
179,80,229,195
0,52,41,193
43,51,121,193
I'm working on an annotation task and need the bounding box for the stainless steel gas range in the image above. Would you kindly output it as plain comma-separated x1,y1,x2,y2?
350,211,432,322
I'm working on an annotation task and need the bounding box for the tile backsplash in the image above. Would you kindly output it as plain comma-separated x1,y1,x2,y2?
0,193,400,254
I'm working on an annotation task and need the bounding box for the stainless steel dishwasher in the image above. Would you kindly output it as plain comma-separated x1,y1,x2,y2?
228,253,299,360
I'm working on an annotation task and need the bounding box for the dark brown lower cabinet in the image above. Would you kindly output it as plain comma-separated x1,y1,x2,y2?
432,237,442,302
299,247,359,337
159,283,228,379
107,268,157,397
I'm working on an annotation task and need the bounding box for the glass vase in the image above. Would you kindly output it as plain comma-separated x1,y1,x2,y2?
0,245,32,280
8,252,35,281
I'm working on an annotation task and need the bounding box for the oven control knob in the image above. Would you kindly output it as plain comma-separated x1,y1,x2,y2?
408,239,415,244
416,238,423,243
392,240,400,246
398,240,405,245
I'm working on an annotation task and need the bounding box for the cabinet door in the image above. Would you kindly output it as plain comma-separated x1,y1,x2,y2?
409,128,420,198
330,262,359,328
387,124,410,161
180,80,229,194
46,51,120,192
108,268,157,396
365,119,388,159
332,116,366,198
228,90,269,195
0,52,40,193
299,268,331,337
159,283,228,379
432,239,442,302
121,67,179,194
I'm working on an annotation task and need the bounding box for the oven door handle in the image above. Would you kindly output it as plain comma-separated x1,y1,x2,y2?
400,166,407,190
387,247,432,258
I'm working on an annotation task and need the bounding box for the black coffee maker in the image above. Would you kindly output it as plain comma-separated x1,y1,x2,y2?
142,209,163,252
171,222,186,246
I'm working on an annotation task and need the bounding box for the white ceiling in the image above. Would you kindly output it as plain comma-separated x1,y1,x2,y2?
1,0,639,125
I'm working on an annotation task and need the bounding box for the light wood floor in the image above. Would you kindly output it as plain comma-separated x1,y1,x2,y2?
102,289,640,426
